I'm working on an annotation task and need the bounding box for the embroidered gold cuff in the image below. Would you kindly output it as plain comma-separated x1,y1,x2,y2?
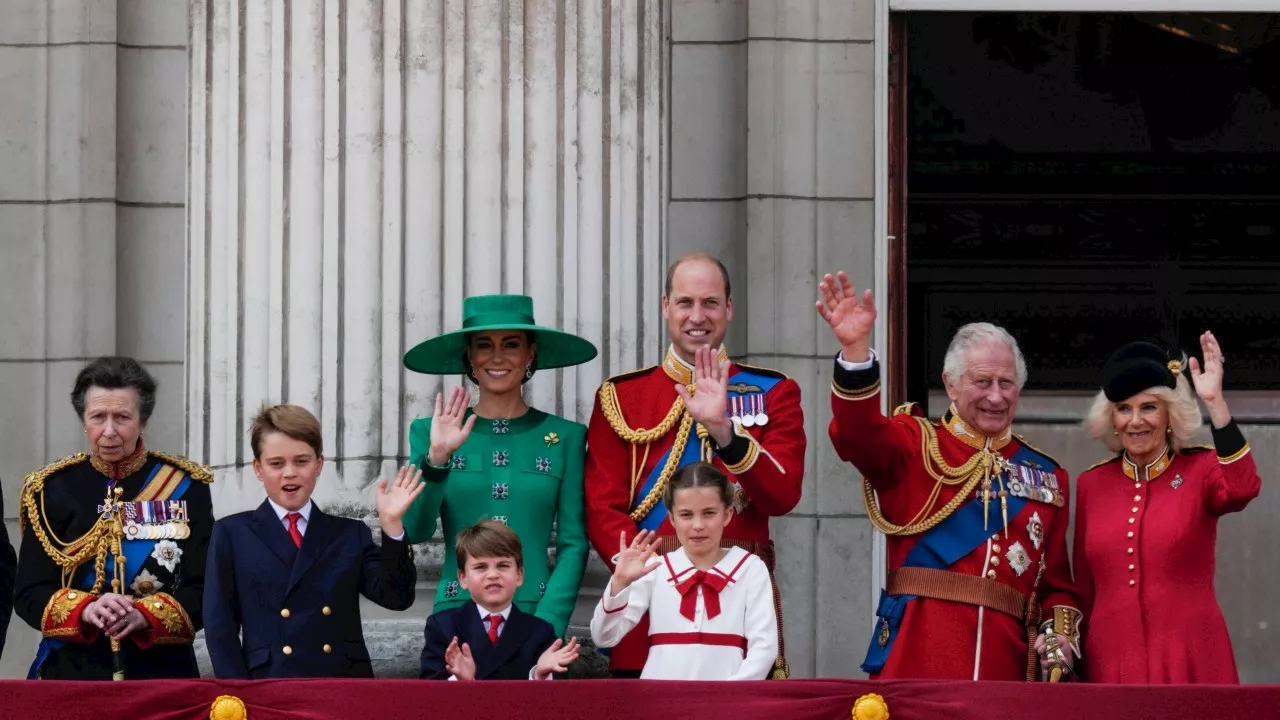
832,378,881,402
132,592,195,647
41,588,98,642
1212,421,1249,464
721,424,761,475
1219,444,1250,464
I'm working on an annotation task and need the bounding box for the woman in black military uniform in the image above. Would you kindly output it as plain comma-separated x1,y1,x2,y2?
14,356,214,680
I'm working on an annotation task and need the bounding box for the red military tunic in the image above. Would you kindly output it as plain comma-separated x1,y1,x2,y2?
1073,422,1259,684
829,353,1080,681
584,346,806,674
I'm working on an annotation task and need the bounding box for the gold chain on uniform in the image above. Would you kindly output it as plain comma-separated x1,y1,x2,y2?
598,380,699,522
20,454,122,593
863,416,1001,536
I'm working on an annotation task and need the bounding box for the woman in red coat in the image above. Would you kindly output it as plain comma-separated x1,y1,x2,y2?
1072,331,1260,684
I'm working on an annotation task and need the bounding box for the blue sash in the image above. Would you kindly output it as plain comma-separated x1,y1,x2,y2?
630,369,782,531
861,443,1056,674
28,467,193,679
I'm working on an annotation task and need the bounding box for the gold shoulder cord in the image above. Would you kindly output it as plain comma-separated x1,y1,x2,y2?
598,381,697,523
21,454,119,592
147,449,215,483
863,416,1000,536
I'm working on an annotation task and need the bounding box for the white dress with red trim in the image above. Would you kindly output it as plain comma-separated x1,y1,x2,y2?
589,546,777,680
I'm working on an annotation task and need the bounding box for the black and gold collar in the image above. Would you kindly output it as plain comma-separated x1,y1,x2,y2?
90,442,149,481
942,406,1013,452
1122,444,1175,482
662,345,731,386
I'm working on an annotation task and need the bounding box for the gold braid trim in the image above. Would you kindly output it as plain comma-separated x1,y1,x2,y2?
863,416,999,537
598,381,686,444
598,380,696,523
148,450,215,483
19,454,89,536
629,414,695,523
21,453,120,593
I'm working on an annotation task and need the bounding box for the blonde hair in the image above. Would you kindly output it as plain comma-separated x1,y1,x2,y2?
251,404,324,459
1083,373,1203,453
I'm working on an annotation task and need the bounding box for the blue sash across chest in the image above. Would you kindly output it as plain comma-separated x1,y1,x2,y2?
27,464,194,679
860,443,1059,674
630,369,781,531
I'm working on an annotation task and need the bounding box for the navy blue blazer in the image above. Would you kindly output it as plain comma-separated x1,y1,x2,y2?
203,501,416,679
420,601,557,680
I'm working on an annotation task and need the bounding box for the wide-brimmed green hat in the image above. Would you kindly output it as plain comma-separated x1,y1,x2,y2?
403,294,598,375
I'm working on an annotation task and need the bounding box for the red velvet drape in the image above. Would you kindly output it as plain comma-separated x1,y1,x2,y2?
3,679,1276,720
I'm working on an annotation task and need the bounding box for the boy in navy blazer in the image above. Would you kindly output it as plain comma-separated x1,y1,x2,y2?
203,404,424,678
421,521,580,680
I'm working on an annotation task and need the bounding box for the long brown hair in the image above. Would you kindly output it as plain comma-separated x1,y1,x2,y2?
662,461,733,512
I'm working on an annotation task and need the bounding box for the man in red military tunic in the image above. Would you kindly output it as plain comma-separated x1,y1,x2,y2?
816,271,1081,681
584,253,806,678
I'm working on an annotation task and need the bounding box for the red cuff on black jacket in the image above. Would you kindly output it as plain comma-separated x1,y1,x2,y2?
831,353,881,401
132,592,195,647
41,588,99,643
1211,420,1249,463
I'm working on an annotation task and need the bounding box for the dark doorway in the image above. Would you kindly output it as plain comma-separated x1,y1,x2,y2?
899,12,1280,407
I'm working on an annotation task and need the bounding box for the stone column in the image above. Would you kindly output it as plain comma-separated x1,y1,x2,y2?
668,0,880,677
0,0,189,679
186,0,664,664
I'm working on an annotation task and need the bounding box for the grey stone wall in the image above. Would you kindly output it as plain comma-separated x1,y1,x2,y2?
0,1,189,678
668,0,879,678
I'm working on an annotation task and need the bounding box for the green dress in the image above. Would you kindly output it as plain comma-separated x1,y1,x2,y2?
403,408,588,636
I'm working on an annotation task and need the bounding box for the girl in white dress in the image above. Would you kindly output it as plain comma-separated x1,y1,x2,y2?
589,462,778,680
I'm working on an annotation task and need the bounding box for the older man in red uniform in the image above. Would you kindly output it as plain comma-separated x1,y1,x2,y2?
816,271,1081,681
584,253,806,678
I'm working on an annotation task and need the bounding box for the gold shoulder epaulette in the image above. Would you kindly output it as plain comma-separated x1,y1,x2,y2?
604,365,657,385
22,453,89,493
148,450,215,484
1182,444,1214,454
893,401,923,417
19,453,89,534
731,361,788,380
1013,434,1065,470
1084,454,1122,472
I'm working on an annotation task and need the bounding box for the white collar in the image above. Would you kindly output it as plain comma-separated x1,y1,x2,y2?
267,498,313,523
662,545,746,582
476,603,512,621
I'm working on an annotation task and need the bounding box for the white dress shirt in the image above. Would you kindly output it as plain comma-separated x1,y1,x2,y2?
266,497,405,541
447,603,549,681
836,347,877,371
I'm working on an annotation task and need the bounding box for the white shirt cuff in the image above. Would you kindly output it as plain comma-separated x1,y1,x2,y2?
602,582,631,611
528,667,554,680
836,348,877,371
386,530,406,541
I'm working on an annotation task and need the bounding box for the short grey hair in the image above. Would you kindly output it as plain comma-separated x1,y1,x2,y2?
942,323,1028,389
1083,373,1203,453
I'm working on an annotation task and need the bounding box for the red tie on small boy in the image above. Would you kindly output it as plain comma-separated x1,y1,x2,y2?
486,614,503,645
286,512,303,548
675,570,730,621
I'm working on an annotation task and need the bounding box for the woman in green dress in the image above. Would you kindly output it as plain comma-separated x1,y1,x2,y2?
402,294,597,637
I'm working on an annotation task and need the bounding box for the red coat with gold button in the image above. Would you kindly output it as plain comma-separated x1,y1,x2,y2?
583,347,806,674
1072,422,1259,684
829,356,1080,681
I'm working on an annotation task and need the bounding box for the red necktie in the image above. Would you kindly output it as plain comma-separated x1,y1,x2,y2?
675,570,731,621
485,614,503,645
286,512,303,548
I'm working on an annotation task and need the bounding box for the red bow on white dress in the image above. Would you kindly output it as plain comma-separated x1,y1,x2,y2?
675,570,730,621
